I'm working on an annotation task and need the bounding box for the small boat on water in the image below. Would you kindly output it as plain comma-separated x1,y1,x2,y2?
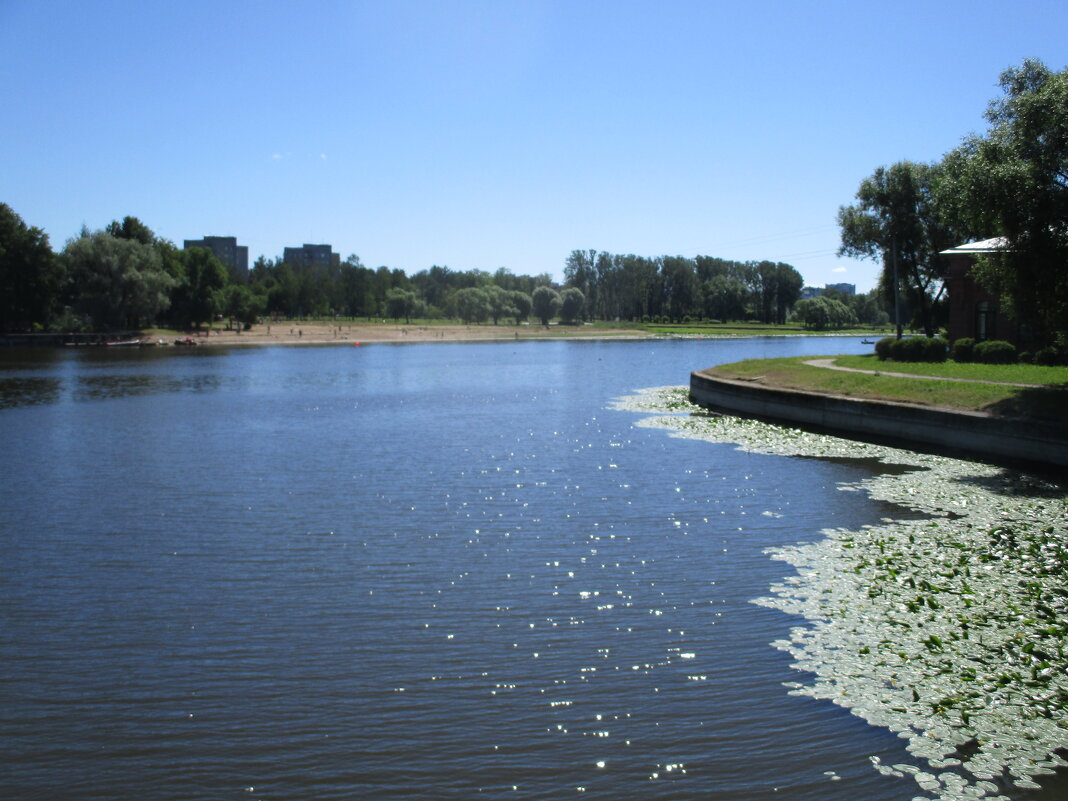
173,337,198,347
106,339,143,347
861,339,875,344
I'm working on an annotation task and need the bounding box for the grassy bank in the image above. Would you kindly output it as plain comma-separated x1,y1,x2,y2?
705,356,1068,420
831,354,1068,385
620,320,892,337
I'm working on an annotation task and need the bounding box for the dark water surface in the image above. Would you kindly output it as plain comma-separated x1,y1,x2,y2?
2,338,930,800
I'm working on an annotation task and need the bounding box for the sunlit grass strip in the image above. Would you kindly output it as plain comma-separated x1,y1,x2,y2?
831,354,1068,386
706,357,1034,411
626,322,892,337
611,386,1068,801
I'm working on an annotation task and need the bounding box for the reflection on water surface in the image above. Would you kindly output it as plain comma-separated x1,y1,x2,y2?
1,338,973,801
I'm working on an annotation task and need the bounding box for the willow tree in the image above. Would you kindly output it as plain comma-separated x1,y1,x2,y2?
62,231,175,331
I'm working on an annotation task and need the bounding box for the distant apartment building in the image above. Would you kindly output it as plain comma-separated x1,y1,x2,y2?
825,282,856,296
283,243,340,271
801,282,857,300
183,236,249,282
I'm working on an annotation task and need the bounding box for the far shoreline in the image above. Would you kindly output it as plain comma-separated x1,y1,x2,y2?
3,322,883,349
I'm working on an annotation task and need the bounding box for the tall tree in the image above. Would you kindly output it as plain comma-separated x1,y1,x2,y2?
658,256,700,321
385,287,420,323
938,59,1068,345
62,231,175,330
559,287,586,323
838,161,958,337
485,285,516,325
702,274,750,322
454,287,491,323
531,285,561,326
0,204,62,331
170,247,229,329
509,290,532,323
564,250,599,318
772,262,804,324
105,216,156,245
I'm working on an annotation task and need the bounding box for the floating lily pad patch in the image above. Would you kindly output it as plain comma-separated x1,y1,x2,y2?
611,386,1068,800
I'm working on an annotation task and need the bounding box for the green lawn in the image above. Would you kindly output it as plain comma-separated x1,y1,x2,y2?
832,353,1068,386
624,321,891,337
704,356,1067,420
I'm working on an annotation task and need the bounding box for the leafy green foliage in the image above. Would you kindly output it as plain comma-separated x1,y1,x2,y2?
1035,347,1062,366
385,287,420,323
484,285,516,325
105,216,156,245
169,247,228,329
565,249,803,324
875,337,895,361
791,295,856,330
509,290,532,323
973,339,1017,364
838,161,960,337
0,203,63,331
453,287,491,324
938,60,1068,347
887,336,947,363
559,287,585,323
950,337,975,363
531,285,561,325
61,231,175,331
220,284,260,328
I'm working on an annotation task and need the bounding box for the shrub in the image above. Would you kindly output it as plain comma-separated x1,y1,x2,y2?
874,337,895,361
922,337,949,362
1034,347,1060,366
1017,351,1033,364
951,337,975,363
879,336,948,363
889,337,925,362
974,339,1017,364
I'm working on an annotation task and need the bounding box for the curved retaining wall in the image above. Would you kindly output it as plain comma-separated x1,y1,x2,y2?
689,370,1068,471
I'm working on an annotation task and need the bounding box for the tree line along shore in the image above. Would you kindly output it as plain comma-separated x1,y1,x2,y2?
1,204,890,337
3,59,1064,353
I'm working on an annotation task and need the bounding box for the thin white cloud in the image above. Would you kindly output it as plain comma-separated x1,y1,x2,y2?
832,266,848,273
320,153,327,160
270,153,284,160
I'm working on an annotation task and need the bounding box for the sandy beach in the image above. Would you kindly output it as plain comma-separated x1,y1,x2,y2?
170,321,643,347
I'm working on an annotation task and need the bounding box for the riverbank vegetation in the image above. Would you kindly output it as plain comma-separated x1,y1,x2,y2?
3,207,890,336
830,354,1068,386
1,207,844,335
838,59,1068,352
706,356,1068,419
615,385,1068,801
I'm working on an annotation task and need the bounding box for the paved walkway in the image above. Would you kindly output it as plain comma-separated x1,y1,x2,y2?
802,358,1044,389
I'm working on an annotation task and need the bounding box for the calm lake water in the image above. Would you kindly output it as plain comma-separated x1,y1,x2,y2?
2,337,940,800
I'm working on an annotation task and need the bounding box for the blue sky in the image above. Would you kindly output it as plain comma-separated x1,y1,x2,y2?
2,0,1065,291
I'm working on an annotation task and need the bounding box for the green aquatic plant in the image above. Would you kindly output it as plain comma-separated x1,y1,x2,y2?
610,386,1068,801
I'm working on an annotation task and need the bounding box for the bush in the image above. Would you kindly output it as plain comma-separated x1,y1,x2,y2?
889,337,922,362
1034,347,1060,366
974,340,1017,364
951,337,975,363
1018,351,1033,364
874,337,895,361
878,336,948,363
922,336,949,362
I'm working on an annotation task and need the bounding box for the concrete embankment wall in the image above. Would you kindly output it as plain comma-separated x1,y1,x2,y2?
690,370,1068,470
